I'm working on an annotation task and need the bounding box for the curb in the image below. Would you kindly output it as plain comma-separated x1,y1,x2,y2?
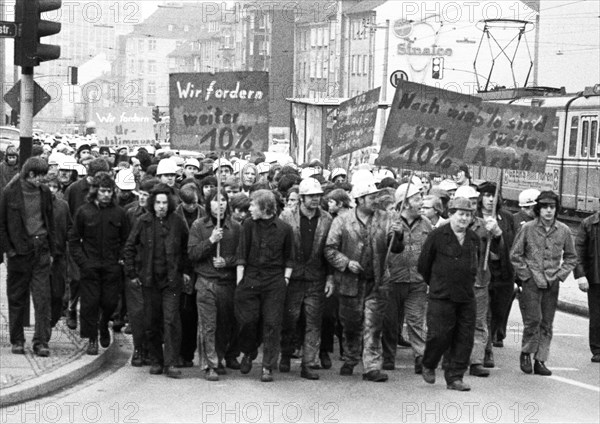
0,338,120,408
557,300,589,318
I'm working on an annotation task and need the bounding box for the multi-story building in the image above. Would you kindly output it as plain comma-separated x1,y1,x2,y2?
32,1,134,131
112,2,205,109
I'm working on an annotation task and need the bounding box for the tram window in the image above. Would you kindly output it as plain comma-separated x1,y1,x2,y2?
591,120,598,157
568,116,578,157
581,120,589,157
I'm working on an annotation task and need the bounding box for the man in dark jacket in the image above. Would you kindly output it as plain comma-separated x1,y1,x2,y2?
46,174,72,327
63,157,110,330
476,182,517,366
235,189,295,382
575,210,600,363
418,197,480,391
174,183,206,368
279,178,334,380
0,157,56,357
124,178,157,366
188,188,241,381
68,172,129,355
123,183,192,379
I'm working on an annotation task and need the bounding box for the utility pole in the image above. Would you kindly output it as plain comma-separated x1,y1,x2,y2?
532,13,540,86
0,0,5,125
365,19,390,144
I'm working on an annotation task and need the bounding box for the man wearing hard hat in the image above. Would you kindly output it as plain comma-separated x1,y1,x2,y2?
213,158,234,184
325,170,404,382
417,197,481,391
514,188,541,231
383,182,431,375
279,178,334,380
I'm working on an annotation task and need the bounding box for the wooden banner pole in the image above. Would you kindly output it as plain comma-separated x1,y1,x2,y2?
483,169,503,271
216,151,222,258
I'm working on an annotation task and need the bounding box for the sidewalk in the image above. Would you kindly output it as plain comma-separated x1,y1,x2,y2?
557,272,590,318
0,264,121,407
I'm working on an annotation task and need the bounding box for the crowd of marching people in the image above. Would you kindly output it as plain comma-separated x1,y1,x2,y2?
0,139,598,391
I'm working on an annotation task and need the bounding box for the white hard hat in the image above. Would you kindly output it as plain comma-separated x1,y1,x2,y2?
519,188,541,207
331,168,347,180
351,170,380,198
257,162,271,174
171,155,185,167
48,152,66,166
300,167,318,180
115,169,136,190
299,178,324,196
212,158,233,172
184,158,200,170
455,185,479,199
233,159,249,175
156,158,179,175
144,145,155,155
438,179,458,192
58,158,78,171
395,183,421,204
373,169,395,184
73,163,87,177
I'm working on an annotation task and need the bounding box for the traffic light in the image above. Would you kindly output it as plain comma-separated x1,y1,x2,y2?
14,0,62,67
432,57,444,80
152,106,161,123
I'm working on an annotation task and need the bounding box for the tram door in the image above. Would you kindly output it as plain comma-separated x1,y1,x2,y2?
576,116,600,212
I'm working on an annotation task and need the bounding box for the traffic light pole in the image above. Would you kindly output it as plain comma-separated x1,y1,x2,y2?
19,66,34,162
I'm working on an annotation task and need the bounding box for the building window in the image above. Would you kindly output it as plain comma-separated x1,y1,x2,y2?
148,60,157,74
323,27,329,47
128,59,134,74
317,27,323,47
168,24,174,31
183,25,189,32
209,21,218,32
323,60,328,77
138,39,144,52
310,61,315,79
147,81,156,95
148,39,156,51
568,116,578,157
363,55,368,75
138,60,144,74
311,28,316,48
316,55,322,78
303,62,307,80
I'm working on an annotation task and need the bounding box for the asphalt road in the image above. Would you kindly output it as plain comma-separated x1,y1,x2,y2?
1,307,598,424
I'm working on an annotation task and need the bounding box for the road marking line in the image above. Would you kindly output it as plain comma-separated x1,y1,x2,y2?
549,376,600,392
548,367,579,371
508,331,585,337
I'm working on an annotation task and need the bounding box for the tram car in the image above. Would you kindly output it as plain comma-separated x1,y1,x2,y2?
471,86,599,218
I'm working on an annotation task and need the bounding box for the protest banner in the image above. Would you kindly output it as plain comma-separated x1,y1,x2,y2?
93,107,155,146
170,72,269,152
332,87,380,158
378,80,482,171
378,80,558,173
463,103,557,173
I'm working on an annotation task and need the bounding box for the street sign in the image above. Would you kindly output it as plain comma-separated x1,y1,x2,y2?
0,21,17,38
390,70,409,88
3,80,52,116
